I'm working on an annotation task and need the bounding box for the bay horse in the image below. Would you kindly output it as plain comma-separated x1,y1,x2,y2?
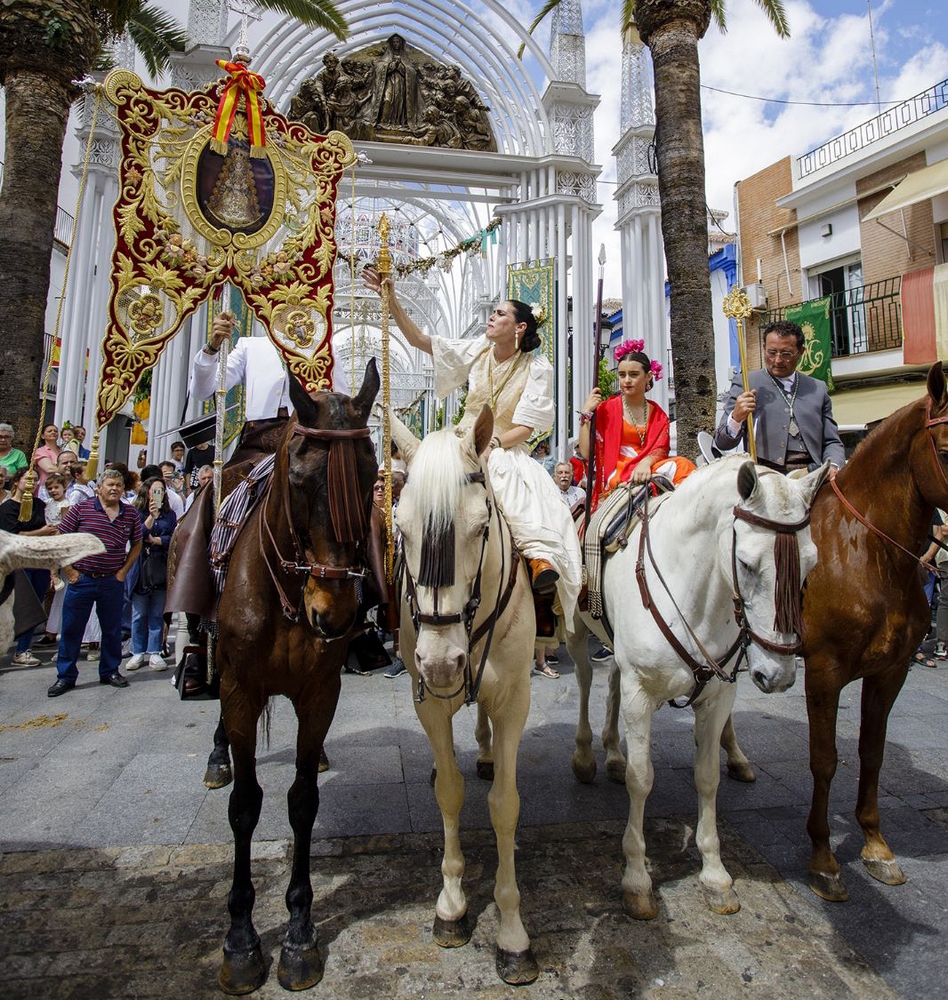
213,363,379,994
802,362,948,900
390,406,540,986
566,457,828,918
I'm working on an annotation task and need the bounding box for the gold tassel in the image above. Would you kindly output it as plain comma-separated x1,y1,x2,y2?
18,469,35,523
85,432,101,481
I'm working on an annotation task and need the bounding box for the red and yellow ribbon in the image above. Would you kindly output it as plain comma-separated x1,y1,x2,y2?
211,59,267,158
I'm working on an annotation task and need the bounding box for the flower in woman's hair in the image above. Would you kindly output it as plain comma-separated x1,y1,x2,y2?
530,303,548,328
613,339,645,363
650,360,664,382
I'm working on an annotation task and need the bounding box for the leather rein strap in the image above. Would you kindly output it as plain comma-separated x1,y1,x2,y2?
402,472,521,705
828,399,948,571
635,489,808,709
259,423,369,622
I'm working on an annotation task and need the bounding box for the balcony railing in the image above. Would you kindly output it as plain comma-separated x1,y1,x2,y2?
798,78,948,178
762,277,902,358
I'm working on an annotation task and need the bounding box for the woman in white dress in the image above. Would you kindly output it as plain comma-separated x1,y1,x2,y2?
363,268,581,621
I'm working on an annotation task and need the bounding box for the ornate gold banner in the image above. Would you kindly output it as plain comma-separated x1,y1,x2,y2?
95,68,356,430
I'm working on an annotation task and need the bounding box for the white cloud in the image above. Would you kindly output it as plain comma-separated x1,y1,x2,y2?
583,0,948,293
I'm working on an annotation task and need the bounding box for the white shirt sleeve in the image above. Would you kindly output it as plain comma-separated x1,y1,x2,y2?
431,336,488,398
512,355,555,433
190,339,248,403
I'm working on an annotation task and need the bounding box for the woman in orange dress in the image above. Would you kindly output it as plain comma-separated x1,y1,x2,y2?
578,340,695,511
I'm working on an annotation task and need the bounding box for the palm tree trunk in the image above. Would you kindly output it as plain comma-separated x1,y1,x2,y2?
638,0,714,460
0,69,74,448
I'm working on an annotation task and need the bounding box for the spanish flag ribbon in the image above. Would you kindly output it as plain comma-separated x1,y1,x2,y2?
211,60,267,158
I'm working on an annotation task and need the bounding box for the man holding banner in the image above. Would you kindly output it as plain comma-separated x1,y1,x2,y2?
714,320,845,477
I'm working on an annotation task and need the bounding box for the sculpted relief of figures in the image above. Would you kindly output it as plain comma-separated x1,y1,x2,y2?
289,34,498,152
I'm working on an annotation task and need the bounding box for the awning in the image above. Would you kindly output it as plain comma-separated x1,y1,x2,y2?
863,158,948,221
830,381,928,427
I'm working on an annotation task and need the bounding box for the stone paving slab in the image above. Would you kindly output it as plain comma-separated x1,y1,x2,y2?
2,634,948,997
0,822,901,1000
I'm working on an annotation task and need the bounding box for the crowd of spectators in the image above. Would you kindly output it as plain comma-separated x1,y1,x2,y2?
1,421,214,694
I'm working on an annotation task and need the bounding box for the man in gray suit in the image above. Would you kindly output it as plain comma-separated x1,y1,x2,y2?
715,320,845,478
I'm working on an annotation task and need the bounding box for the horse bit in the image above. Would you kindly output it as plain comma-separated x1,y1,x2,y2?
400,471,520,705
261,423,370,625
635,487,810,708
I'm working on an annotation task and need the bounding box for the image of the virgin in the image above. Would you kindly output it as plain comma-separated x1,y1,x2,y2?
196,137,275,235
370,34,418,128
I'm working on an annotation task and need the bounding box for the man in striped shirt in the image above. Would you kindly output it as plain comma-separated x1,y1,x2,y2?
48,469,143,697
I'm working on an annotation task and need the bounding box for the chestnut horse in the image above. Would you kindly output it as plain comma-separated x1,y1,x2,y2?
214,364,379,994
802,363,948,900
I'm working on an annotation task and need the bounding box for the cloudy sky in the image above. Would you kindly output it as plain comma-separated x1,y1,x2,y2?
576,0,948,289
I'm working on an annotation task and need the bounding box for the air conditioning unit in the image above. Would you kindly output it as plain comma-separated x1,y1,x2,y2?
741,282,767,310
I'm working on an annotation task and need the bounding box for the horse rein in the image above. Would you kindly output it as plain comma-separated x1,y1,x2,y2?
635,487,809,708
401,471,521,705
829,398,948,571
260,423,370,624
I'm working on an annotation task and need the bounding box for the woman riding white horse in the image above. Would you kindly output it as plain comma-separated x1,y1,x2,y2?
363,268,581,621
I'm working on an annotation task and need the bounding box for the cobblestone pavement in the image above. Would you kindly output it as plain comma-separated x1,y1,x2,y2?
2,634,948,999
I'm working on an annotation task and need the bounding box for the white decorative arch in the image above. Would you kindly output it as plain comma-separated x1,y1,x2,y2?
235,0,556,158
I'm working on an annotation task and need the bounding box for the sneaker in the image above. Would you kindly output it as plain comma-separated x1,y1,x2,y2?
384,657,407,679
936,643,948,660
148,653,168,671
11,652,41,667
590,645,613,662
545,652,559,665
125,654,145,671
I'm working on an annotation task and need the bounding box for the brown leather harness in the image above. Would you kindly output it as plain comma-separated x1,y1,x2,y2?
400,471,522,705
829,398,948,568
634,488,810,708
259,423,371,624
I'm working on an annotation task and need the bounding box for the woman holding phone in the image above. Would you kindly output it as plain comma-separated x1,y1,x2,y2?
127,477,177,671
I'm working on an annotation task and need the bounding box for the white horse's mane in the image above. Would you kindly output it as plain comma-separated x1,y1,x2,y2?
671,454,804,520
402,428,472,534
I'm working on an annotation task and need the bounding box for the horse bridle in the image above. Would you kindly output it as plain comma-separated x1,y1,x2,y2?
830,397,948,568
400,471,521,705
635,487,810,708
260,422,370,624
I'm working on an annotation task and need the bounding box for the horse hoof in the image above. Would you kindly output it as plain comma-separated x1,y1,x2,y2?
277,941,324,991
204,763,233,789
726,761,756,783
218,944,268,995
863,857,907,886
809,870,850,901
433,912,472,948
606,759,627,784
622,889,658,920
496,946,539,985
476,759,494,781
571,753,596,784
703,884,740,915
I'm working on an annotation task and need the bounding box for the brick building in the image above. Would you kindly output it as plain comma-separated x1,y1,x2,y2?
733,78,948,430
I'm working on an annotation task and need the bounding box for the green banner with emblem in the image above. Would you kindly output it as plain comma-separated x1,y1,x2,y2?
784,296,834,390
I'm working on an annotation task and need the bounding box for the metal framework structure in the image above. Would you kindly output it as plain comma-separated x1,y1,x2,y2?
54,0,603,461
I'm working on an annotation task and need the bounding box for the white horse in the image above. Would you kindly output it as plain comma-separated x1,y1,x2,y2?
0,529,105,653
567,457,827,918
391,407,540,986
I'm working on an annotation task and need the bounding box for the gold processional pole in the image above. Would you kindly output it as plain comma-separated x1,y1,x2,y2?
377,214,394,583
722,286,757,463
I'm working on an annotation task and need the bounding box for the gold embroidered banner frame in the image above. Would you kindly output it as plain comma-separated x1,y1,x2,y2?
95,68,356,429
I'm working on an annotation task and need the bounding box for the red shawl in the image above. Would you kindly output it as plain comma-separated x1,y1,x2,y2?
591,394,670,510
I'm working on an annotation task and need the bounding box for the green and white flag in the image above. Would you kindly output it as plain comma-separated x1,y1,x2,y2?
784,297,834,390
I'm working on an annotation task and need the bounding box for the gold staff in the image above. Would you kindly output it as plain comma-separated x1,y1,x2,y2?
722,286,756,463
377,214,394,583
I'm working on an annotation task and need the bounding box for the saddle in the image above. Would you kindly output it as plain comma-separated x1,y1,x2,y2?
583,477,675,625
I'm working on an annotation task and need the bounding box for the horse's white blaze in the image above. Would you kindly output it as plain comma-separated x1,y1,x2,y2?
572,456,827,916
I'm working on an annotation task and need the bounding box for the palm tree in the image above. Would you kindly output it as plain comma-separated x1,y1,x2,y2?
0,0,347,449
526,0,789,457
